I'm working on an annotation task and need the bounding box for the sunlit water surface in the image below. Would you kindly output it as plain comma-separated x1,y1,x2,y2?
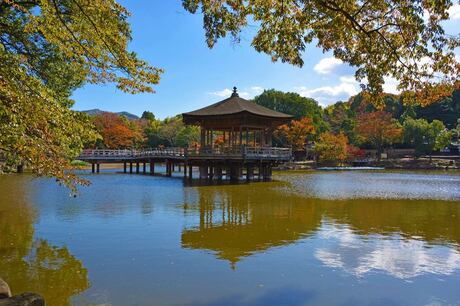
1,170,460,306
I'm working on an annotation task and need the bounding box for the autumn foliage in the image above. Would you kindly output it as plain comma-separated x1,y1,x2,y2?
355,111,403,157
277,117,315,151
314,132,349,164
93,113,139,149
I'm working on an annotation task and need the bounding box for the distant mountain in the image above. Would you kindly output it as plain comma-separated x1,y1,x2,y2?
81,109,139,120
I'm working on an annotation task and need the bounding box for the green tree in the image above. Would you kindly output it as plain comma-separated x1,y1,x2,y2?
141,111,156,122
183,0,460,104
403,118,452,161
253,89,327,135
1,0,162,190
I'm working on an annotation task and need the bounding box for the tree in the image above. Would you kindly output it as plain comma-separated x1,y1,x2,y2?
93,113,135,149
403,118,452,161
141,111,156,122
276,117,315,151
355,111,402,159
314,132,349,165
324,102,356,144
183,0,460,104
253,90,327,133
1,0,162,190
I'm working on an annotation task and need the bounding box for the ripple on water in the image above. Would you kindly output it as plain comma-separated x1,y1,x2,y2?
275,171,460,200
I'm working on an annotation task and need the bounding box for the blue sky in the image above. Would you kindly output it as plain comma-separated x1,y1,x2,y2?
71,1,460,119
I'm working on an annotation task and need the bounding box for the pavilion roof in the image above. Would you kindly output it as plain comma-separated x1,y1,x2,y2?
182,87,293,119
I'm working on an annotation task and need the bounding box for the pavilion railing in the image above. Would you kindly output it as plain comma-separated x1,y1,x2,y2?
78,146,292,160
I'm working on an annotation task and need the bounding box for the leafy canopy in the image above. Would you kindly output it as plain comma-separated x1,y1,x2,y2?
314,132,349,164
355,110,403,154
183,0,460,104
403,118,452,156
1,0,162,190
276,117,315,151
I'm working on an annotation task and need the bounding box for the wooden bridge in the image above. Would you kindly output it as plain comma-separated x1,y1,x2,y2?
78,146,292,181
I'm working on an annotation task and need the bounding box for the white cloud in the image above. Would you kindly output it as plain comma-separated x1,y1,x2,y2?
208,88,233,97
315,222,460,279
296,75,359,106
449,4,460,19
314,57,344,75
207,86,264,99
383,76,400,94
250,86,264,95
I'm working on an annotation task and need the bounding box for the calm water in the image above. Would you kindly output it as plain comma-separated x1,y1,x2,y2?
1,170,460,306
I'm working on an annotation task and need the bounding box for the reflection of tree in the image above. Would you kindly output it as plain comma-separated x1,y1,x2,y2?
181,184,322,267
0,178,89,306
182,181,460,270
318,198,460,246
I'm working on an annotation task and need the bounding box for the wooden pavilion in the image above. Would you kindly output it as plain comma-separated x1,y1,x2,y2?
182,87,293,180
183,87,292,151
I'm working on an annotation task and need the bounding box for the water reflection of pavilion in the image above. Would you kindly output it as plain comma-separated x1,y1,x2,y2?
181,182,460,276
181,184,322,267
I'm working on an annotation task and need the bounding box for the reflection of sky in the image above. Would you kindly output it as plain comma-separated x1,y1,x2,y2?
279,171,460,200
315,221,460,279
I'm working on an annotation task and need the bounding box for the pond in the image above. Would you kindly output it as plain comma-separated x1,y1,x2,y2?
1,170,460,306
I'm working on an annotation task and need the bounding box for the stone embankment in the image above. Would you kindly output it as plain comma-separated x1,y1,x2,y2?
0,279,44,306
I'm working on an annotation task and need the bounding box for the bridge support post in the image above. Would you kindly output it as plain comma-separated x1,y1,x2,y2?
96,163,100,173
229,165,241,181
183,163,187,178
136,162,139,174
123,162,127,173
246,166,254,181
199,165,208,179
143,162,146,174
188,164,193,179
129,162,133,174
166,160,172,176
258,163,263,181
91,163,95,173
214,167,223,180
208,166,214,179
150,160,154,175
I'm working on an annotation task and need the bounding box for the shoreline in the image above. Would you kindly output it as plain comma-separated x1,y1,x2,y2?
274,157,460,171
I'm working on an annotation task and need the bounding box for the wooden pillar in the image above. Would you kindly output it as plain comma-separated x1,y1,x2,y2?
210,128,214,148
91,163,95,173
229,165,241,181
150,160,154,175
188,164,193,179
246,165,254,181
123,162,127,173
200,128,205,147
214,167,223,180
258,163,263,180
96,163,100,173
208,166,214,179
166,160,172,176
199,165,208,179
136,162,140,174
172,163,175,172
129,162,133,173
143,162,146,174
183,162,187,177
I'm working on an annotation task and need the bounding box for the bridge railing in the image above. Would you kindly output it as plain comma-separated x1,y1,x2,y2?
78,146,292,160
244,147,292,160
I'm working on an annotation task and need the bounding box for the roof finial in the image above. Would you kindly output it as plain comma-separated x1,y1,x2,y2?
231,86,239,97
